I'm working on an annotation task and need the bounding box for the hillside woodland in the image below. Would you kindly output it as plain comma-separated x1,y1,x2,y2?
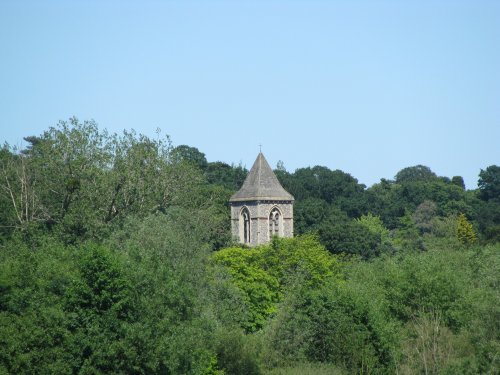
1,119,499,374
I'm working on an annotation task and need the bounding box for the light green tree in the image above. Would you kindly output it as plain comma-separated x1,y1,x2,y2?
212,235,342,332
356,213,390,243
457,213,477,246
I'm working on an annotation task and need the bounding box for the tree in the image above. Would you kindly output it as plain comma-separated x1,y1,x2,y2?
318,207,382,259
0,118,211,244
356,213,391,245
108,212,225,374
205,162,247,191
290,166,365,203
366,172,471,230
262,276,398,373
395,165,437,183
171,145,208,170
451,176,465,190
212,236,341,332
0,118,116,241
64,244,139,373
478,165,500,202
412,200,437,233
293,197,329,235
212,246,279,332
0,146,41,233
275,160,286,172
456,213,477,246
66,245,134,318
365,179,406,229
393,212,425,251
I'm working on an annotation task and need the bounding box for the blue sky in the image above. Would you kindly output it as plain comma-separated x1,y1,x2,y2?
1,0,499,189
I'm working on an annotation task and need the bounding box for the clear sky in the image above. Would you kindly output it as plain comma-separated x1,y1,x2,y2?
1,0,499,189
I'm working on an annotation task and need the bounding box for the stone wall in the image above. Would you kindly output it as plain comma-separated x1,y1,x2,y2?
230,200,293,246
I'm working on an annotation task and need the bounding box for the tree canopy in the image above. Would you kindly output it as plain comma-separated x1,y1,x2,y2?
0,119,499,374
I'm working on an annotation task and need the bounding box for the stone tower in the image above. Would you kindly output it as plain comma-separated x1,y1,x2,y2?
229,152,294,246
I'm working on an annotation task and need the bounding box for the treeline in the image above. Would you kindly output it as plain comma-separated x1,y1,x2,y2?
0,119,499,374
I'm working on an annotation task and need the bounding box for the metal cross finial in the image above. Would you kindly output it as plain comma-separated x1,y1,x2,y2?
259,144,262,152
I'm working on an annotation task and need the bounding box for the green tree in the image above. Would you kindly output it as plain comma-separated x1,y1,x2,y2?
205,161,248,191
393,212,425,251
109,212,224,374
0,118,211,244
356,213,390,243
0,238,75,374
212,246,279,332
64,244,138,373
284,166,367,217
0,118,116,241
262,275,399,374
366,172,472,230
0,146,23,239
66,245,134,318
317,207,382,258
365,179,406,229
451,175,465,190
478,165,500,202
293,197,329,235
212,236,341,331
171,145,208,170
412,200,437,233
395,165,437,183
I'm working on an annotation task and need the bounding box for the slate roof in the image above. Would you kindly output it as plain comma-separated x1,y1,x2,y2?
230,152,294,202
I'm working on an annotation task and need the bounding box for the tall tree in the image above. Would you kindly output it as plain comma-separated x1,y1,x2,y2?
451,176,466,190
478,165,500,202
205,162,247,191
456,213,477,246
170,145,208,170
395,165,437,183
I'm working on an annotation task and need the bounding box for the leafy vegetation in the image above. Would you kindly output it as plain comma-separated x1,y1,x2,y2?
1,118,499,374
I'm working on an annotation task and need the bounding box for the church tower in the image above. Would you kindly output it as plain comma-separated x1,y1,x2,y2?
229,152,294,246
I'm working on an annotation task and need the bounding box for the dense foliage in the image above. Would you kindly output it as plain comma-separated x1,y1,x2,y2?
1,119,499,374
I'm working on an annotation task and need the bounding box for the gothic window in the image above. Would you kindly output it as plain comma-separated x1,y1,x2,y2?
241,207,251,244
269,207,281,238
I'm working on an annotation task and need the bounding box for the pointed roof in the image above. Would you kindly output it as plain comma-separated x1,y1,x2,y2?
230,152,294,202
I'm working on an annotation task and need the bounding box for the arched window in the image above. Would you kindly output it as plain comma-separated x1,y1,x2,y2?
241,207,251,244
269,207,281,238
